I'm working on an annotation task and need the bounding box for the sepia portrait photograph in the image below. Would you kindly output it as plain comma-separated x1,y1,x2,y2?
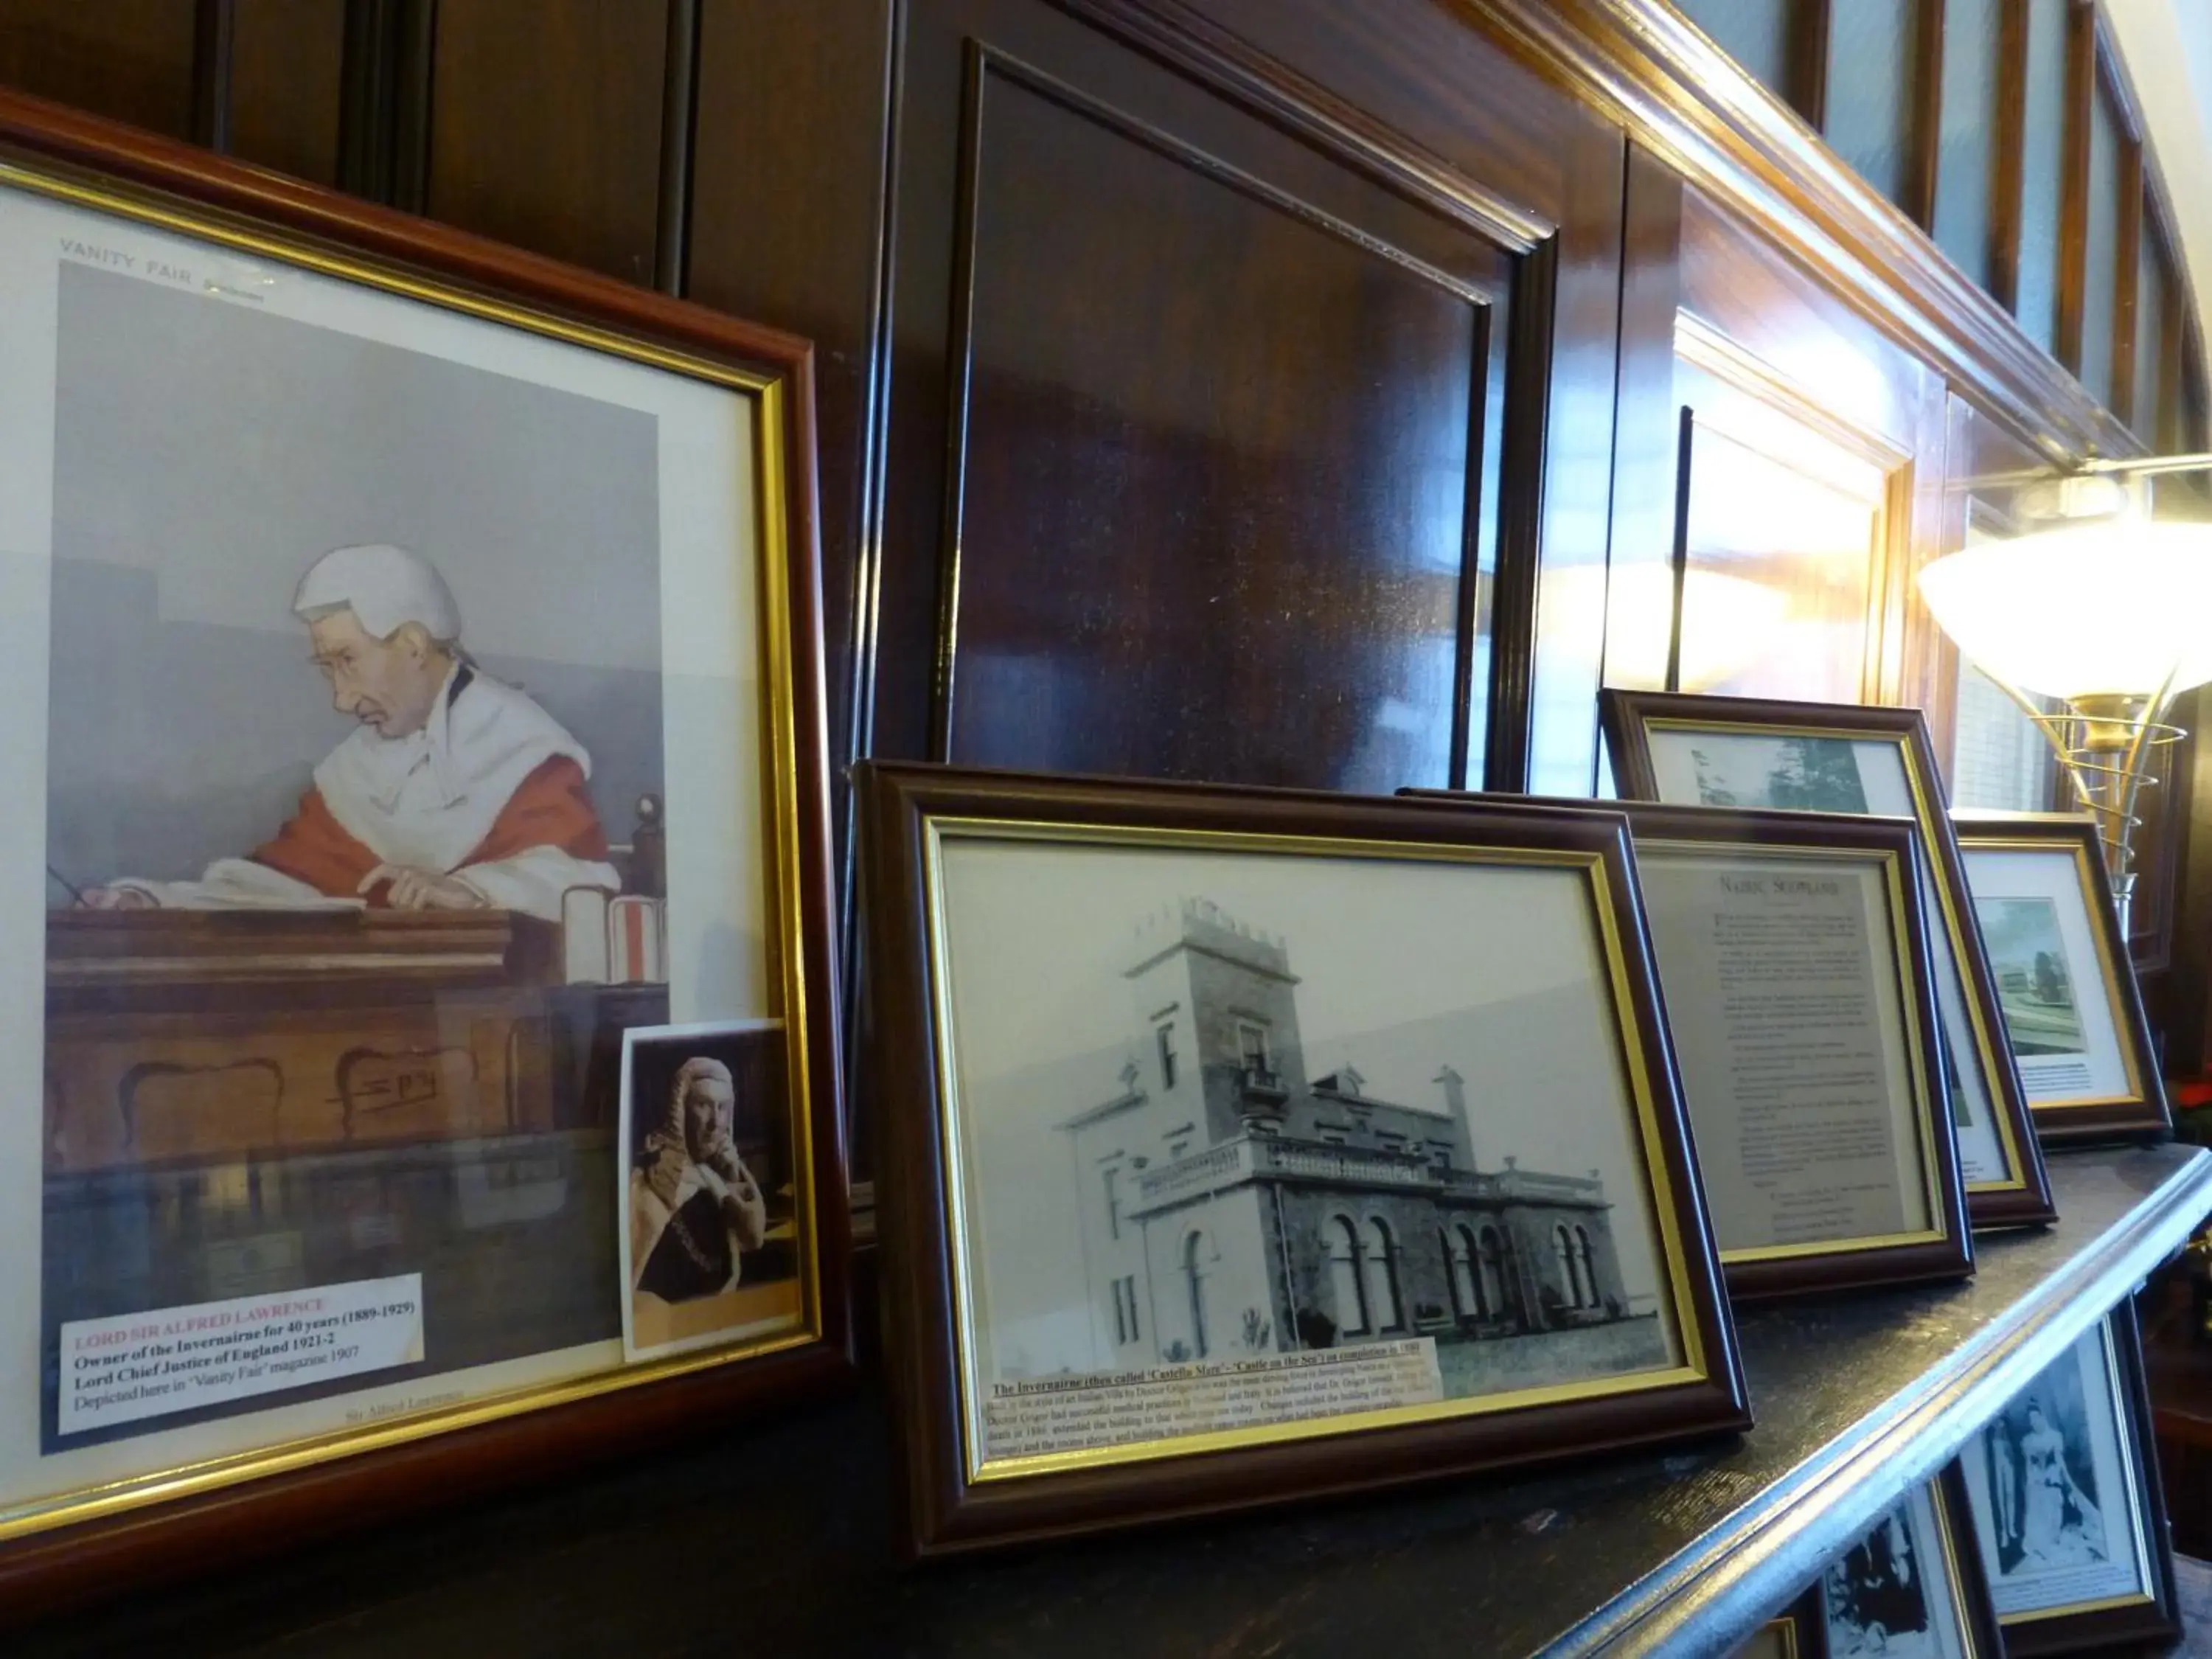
619,1020,804,1362
1961,1318,2151,1621
929,832,1691,1475
0,173,801,1529
1972,898,2086,1058
1824,1486,1971,1659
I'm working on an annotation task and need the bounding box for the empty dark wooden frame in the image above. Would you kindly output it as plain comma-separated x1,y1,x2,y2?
0,90,852,1618
1403,793,1972,1301
858,761,1750,1554
1600,690,2056,1232
1953,812,2174,1146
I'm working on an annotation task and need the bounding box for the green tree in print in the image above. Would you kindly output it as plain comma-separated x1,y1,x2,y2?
1764,737,1870,813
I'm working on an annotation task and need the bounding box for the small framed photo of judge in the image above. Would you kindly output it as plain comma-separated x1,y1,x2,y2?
1952,813,2173,1144
859,762,1750,1554
0,91,849,1606
1822,1470,2003,1659
619,1021,805,1362
1955,1301,2181,1655
1600,690,2056,1232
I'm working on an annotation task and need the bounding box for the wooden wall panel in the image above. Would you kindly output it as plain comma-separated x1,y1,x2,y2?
0,0,194,139
231,0,346,185
687,0,893,832
424,0,668,285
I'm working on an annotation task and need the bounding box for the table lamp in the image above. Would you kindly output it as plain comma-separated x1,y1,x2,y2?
1917,469,2212,926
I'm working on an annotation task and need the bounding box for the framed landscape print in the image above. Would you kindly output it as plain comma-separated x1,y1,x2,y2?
1953,814,2172,1144
858,762,1750,1553
1956,1302,2181,1655
1823,1469,2003,1658
1401,793,1972,1299
0,94,849,1605
1600,691,2056,1231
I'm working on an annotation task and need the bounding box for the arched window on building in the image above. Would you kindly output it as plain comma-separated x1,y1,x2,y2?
1326,1215,1368,1335
1450,1224,1481,1318
1182,1228,1213,1359
1364,1217,1401,1332
1554,1224,1587,1310
1477,1224,1509,1318
1574,1225,1598,1310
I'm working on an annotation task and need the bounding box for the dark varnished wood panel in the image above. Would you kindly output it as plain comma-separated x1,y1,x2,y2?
424,0,667,285
942,61,1503,791
687,0,893,819
0,0,194,139
231,0,344,185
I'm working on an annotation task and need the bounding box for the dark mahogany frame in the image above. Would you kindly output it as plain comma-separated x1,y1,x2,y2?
1820,1465,2006,1659
1948,1299,2182,1658
1600,691,2057,1233
1952,812,2175,1146
1402,793,1974,1302
856,759,1752,1555
0,90,852,1618
1757,1582,1829,1659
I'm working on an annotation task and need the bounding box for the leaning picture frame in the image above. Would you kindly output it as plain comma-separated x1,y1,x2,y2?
1954,1300,2182,1655
858,761,1750,1553
1952,813,2174,1144
1823,1467,2006,1658
1404,793,1972,1301
1599,691,2056,1231
1732,1582,1828,1659
0,92,850,1609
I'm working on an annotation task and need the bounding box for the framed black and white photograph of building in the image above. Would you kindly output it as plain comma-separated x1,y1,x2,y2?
1957,1302,2180,1654
859,763,1749,1552
1953,813,2172,1143
1823,1470,2000,1658
1600,691,2055,1230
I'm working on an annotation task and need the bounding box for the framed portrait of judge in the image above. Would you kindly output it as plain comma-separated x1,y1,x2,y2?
859,762,1750,1554
1600,691,2056,1231
1955,1301,2181,1655
1953,814,2173,1144
0,92,849,1607
1403,793,1973,1299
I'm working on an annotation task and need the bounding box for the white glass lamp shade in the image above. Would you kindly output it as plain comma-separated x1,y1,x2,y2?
1916,519,2212,700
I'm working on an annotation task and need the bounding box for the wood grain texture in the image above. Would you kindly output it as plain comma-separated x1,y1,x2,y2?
424,0,668,285
2052,0,2091,375
0,0,195,140
229,0,344,184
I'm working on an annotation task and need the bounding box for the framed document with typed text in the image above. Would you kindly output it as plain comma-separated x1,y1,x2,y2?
1601,691,2056,1231
1404,793,1972,1300
859,762,1750,1553
0,92,849,1611
1953,813,2172,1144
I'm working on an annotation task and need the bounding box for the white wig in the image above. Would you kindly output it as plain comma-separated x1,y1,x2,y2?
293,543,462,643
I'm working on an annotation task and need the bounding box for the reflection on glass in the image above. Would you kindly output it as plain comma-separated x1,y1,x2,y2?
1677,420,1882,701
1823,0,1920,207
2017,0,2070,355
1673,0,1801,102
2136,240,2169,441
1932,0,2002,289
2081,86,2126,408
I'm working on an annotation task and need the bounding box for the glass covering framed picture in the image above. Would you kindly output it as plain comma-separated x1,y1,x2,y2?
1953,813,2172,1144
1600,691,2056,1231
1732,1583,1826,1658
1401,793,1972,1300
858,762,1750,1553
0,94,849,1606
1823,1469,2004,1658
1955,1301,2181,1655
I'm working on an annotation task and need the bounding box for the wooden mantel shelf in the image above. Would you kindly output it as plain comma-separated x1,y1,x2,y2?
22,1146,2212,1659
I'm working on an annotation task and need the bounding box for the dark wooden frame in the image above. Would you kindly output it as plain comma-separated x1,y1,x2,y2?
856,759,1751,1555
0,88,853,1619
1600,689,2057,1231
1755,1581,1831,1659
1952,812,2174,1144
1950,1299,2182,1655
1400,793,1975,1301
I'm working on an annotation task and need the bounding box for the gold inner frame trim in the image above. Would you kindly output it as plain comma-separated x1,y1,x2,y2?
1954,834,2152,1115
1634,839,1950,1264
0,164,828,1544
1636,717,2031,1197
918,815,1716,1486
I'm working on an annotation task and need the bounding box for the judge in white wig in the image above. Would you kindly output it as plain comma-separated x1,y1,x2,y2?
88,543,621,922
630,1055,768,1304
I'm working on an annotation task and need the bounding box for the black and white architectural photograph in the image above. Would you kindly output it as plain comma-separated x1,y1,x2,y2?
933,835,1683,1461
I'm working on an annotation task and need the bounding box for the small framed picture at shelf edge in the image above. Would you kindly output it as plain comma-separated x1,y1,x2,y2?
1952,813,2174,1144
1823,1467,2005,1658
858,762,1750,1554
0,91,851,1613
1599,689,2056,1232
1402,793,1972,1302
1730,1582,1826,1659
